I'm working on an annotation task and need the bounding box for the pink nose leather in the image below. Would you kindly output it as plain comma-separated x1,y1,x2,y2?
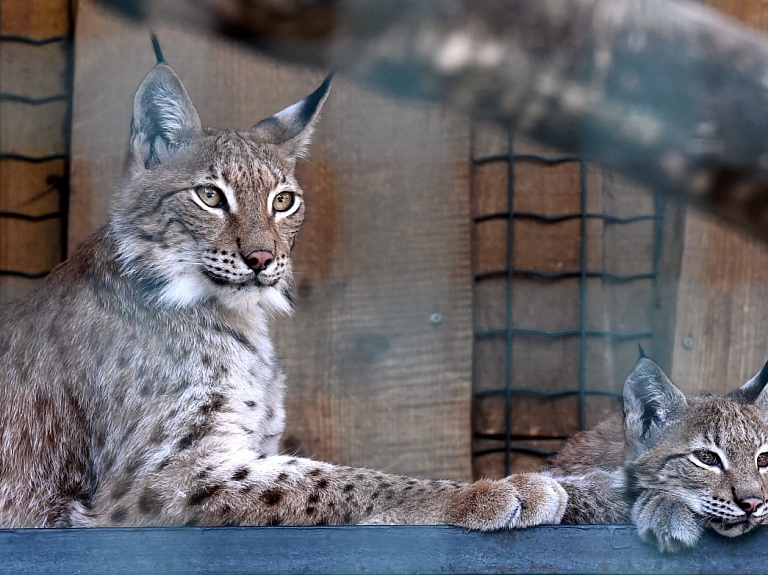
244,250,274,272
738,497,763,514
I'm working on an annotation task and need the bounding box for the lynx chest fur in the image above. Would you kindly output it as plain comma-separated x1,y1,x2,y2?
0,57,568,530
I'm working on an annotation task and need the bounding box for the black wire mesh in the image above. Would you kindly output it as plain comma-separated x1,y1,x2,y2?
472,130,664,476
0,25,72,285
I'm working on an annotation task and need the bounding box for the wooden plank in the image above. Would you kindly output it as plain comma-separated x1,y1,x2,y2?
277,79,473,478
0,101,68,157
0,0,70,38
0,219,61,273
71,0,474,480
0,159,64,216
0,159,66,303
473,438,567,476
1,525,767,575
0,0,70,304
670,211,768,393
669,0,768,394
0,41,67,98
652,198,686,374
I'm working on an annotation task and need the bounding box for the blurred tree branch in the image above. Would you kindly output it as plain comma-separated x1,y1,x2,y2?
101,0,768,241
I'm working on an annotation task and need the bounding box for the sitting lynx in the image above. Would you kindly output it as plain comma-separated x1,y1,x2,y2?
0,53,568,529
547,355,768,552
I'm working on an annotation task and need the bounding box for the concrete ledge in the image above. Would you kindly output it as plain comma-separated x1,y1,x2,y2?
1,524,766,574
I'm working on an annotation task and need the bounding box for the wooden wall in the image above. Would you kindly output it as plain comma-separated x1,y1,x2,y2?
0,0,71,305
6,0,768,484
669,0,768,396
70,0,474,481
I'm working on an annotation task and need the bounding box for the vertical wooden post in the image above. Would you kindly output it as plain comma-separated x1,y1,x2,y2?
670,0,768,394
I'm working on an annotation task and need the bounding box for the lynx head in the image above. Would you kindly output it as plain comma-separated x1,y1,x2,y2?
625,357,768,539
110,62,331,314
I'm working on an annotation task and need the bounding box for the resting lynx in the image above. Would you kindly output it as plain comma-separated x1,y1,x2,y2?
0,55,567,529
547,355,768,552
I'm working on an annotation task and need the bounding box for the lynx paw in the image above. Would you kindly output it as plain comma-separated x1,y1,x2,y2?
448,473,567,530
633,491,702,553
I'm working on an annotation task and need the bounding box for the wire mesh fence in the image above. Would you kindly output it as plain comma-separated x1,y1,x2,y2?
471,128,664,477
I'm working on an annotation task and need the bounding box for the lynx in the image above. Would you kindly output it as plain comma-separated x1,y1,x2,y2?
0,56,568,529
547,355,768,552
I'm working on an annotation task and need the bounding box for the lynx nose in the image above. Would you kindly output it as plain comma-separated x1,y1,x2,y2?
737,497,764,515
244,250,274,273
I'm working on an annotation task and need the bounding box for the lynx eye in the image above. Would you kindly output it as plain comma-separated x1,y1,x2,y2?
272,191,295,213
196,186,226,209
694,449,721,467
757,452,768,469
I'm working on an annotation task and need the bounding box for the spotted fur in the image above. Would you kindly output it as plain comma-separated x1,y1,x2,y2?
546,357,768,552
0,61,567,529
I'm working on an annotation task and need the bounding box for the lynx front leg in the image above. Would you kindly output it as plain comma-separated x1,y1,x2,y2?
547,469,631,524
632,490,702,553
362,472,567,529
94,450,566,529
178,457,566,529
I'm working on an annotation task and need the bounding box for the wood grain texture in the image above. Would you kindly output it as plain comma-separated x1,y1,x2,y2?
0,0,69,305
0,159,65,302
668,0,768,395
71,0,474,480
670,211,768,394
0,0,70,37
0,41,67,97
0,101,68,157
277,79,473,479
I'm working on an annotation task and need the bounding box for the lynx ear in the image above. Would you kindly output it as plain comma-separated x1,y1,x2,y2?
130,63,201,172
728,360,768,410
252,74,332,162
623,358,687,456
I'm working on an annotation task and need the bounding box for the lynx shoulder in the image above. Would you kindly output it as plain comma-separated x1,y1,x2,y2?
547,356,768,552
0,57,566,529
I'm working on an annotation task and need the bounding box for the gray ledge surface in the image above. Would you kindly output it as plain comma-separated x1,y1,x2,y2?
1,524,766,574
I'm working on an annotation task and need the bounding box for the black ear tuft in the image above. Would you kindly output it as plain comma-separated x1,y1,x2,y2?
291,74,332,130
252,74,332,161
728,360,768,403
637,343,648,360
151,32,165,64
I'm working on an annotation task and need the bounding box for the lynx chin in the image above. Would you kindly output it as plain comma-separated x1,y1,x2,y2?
547,355,768,553
0,56,567,529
